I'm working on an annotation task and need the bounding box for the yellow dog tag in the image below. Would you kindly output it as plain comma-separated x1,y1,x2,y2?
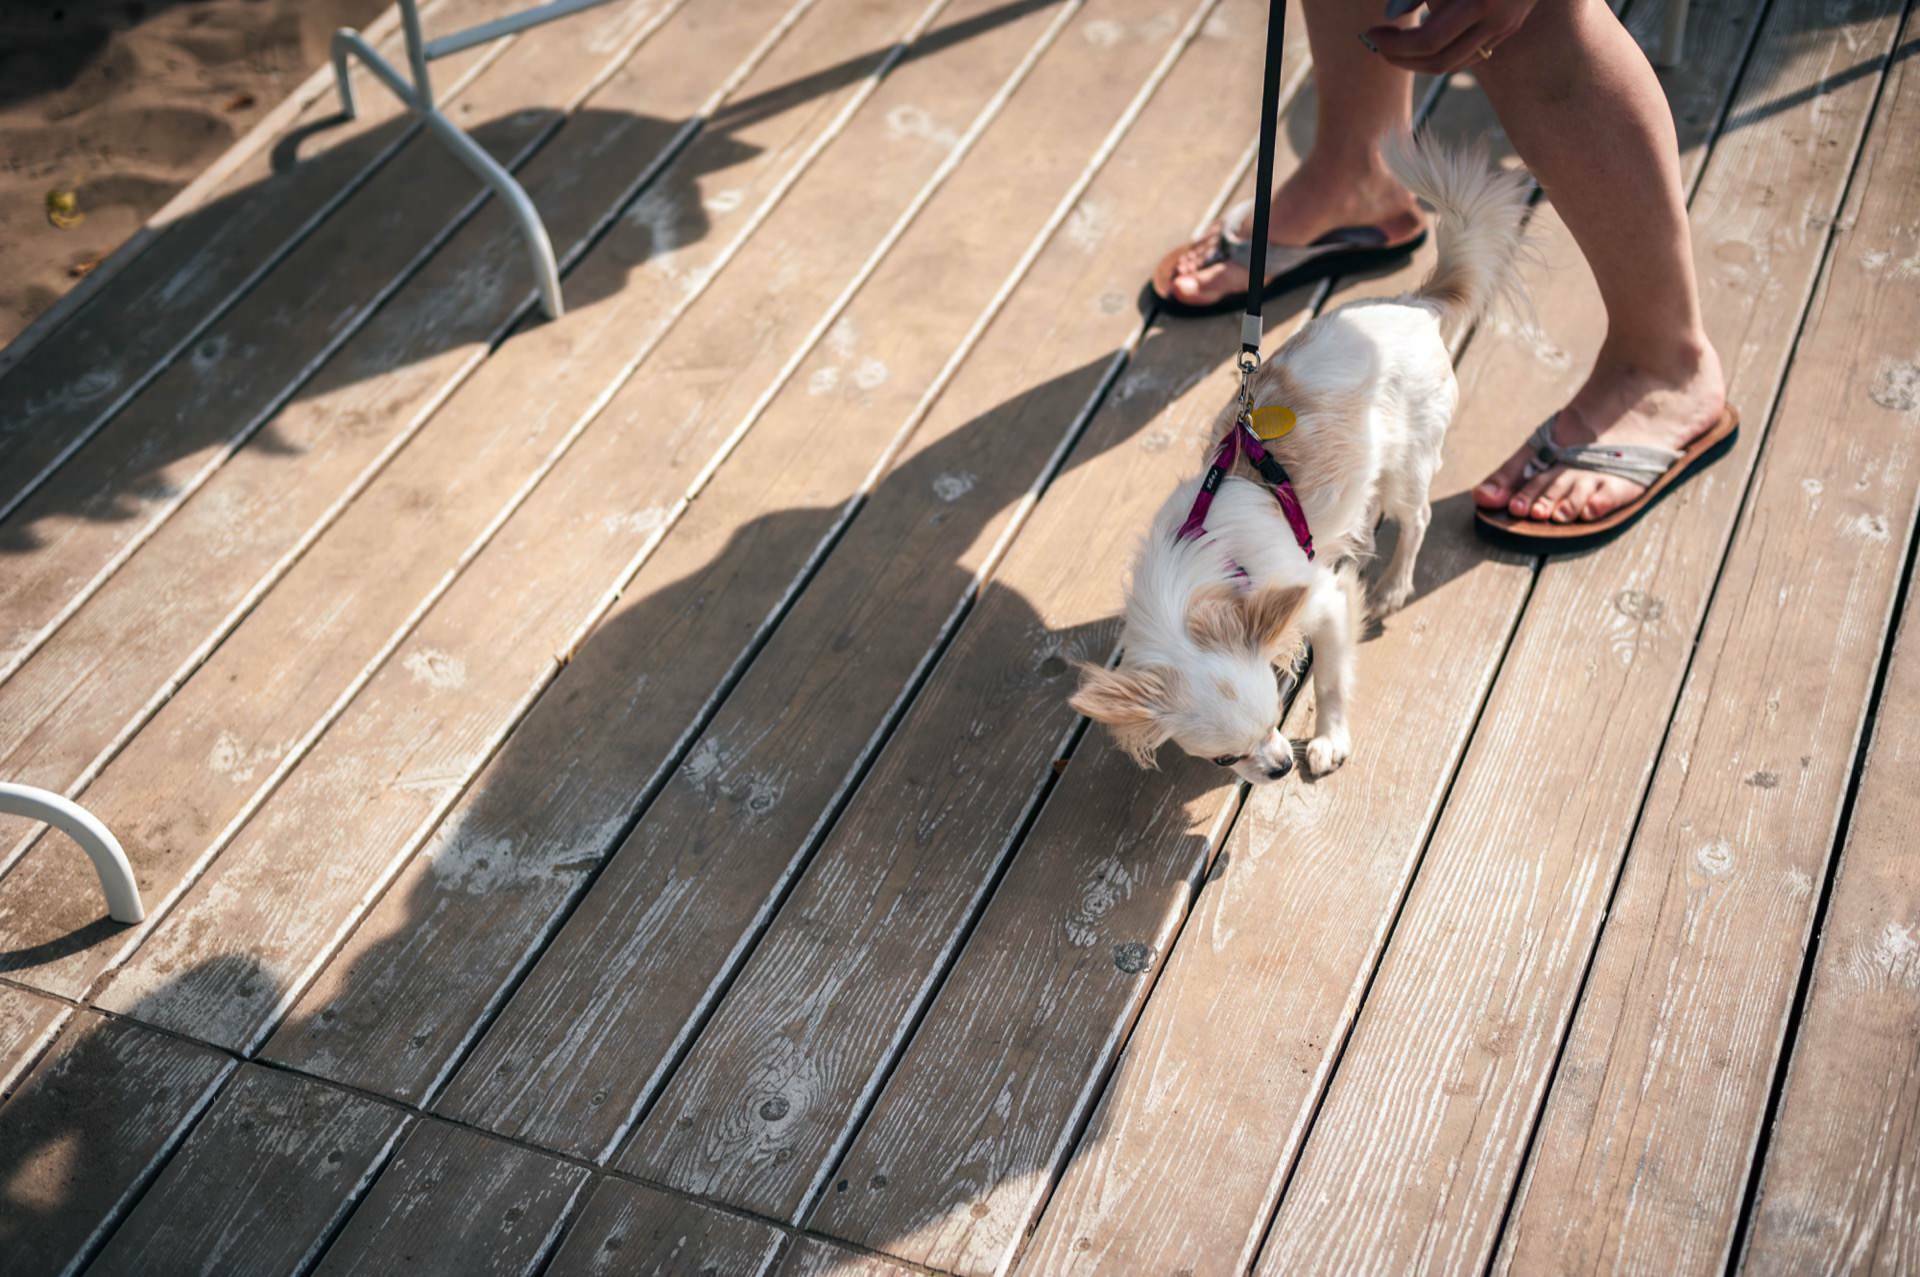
1249,404,1297,441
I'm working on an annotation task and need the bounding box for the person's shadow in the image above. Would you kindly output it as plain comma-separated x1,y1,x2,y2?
0,280,1331,1270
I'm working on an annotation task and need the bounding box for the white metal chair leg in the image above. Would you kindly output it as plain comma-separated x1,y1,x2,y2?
0,784,144,924
329,0,566,318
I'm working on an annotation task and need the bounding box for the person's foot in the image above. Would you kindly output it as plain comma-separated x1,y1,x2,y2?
1161,156,1425,307
1474,338,1727,523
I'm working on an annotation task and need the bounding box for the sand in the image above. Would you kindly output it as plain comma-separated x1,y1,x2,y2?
1,0,391,348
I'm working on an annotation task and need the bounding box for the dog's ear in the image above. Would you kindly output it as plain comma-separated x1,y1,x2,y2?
1069,662,1173,767
1185,583,1245,651
1238,584,1308,654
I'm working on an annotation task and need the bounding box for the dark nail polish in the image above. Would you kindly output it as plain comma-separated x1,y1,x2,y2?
1384,0,1422,18
1358,31,1379,52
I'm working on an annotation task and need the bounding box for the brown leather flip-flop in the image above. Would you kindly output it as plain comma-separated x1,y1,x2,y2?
1147,198,1424,319
1474,405,1741,554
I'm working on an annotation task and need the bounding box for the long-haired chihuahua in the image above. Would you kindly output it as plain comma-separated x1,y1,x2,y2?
1072,137,1532,783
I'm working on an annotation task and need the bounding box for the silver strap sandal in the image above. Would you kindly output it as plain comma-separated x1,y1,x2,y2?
1478,405,1741,554
1521,415,1683,486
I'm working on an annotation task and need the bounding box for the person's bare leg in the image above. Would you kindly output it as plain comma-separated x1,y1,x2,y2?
1467,0,1725,523
1166,0,1426,307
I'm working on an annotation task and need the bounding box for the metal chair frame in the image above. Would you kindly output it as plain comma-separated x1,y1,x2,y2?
329,0,631,318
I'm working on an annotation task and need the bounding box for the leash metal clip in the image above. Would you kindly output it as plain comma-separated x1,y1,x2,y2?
1237,310,1262,425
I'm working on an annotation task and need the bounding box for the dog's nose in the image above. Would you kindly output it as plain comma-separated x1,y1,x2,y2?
1263,756,1292,780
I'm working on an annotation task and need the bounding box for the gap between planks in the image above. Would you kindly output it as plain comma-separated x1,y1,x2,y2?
7,999,982,1277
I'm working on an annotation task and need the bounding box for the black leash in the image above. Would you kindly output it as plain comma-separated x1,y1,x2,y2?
1240,0,1288,375
1202,0,1313,561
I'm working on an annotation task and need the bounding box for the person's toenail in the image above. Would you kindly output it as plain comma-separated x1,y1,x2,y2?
1552,501,1573,523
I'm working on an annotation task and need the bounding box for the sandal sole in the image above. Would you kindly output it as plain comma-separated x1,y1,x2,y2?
1145,232,1428,320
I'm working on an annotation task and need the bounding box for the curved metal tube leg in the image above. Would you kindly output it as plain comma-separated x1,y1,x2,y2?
332,46,358,117
420,110,566,318
0,784,145,924
328,27,564,318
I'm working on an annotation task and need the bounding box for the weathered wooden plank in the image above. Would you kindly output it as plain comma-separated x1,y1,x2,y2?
89,0,1072,1053
780,1237,922,1275
1243,0,1903,1272
310,1119,589,1276
0,0,875,998
0,1011,230,1276
278,0,1253,1117
1497,15,1920,1269
0,0,522,519
1739,593,1920,1275
87,1064,407,1276
0,0,681,686
544,1177,785,1276
436,0,1298,1162
1018,0,1797,1265
0,983,67,1098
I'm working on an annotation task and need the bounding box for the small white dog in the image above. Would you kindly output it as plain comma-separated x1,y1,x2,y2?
1072,137,1531,783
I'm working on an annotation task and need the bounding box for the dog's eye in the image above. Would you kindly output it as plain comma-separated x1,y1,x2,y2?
1211,754,1240,767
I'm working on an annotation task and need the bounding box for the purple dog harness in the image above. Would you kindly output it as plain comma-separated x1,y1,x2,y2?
1175,415,1315,562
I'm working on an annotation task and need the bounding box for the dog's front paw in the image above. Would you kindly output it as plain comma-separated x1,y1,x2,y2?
1305,730,1351,776
1369,578,1413,620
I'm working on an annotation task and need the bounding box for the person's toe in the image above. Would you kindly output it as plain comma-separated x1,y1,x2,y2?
1583,476,1635,520
1538,469,1579,523
1172,266,1214,301
1175,261,1245,306
1475,449,1534,511
1509,466,1561,521
1563,472,1605,522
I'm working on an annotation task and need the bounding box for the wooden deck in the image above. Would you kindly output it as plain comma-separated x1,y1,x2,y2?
1,0,1916,1270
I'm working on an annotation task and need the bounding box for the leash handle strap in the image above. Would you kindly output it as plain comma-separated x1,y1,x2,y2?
1242,0,1288,357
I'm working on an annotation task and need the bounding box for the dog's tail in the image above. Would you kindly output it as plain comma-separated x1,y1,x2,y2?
1386,132,1534,338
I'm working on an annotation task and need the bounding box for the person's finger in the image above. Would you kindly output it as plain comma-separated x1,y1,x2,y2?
1375,20,1498,72
1364,0,1483,59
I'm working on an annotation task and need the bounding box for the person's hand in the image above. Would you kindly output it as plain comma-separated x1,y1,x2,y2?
1362,0,1539,73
